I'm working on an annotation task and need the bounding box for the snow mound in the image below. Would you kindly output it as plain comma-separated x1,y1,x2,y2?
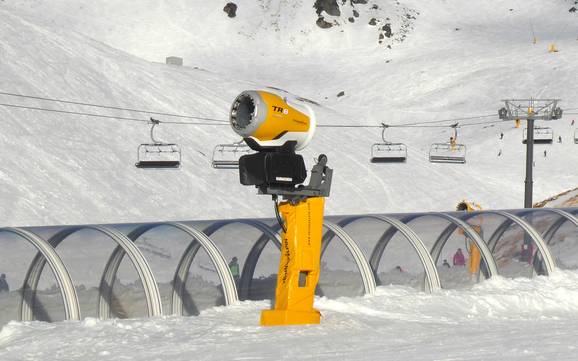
3,270,578,360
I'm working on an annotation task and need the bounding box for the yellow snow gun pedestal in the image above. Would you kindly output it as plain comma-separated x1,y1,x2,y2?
260,197,325,327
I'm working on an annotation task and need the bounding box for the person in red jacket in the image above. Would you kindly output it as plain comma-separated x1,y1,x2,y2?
453,248,466,266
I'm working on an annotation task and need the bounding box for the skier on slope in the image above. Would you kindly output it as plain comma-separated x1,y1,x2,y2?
453,248,466,267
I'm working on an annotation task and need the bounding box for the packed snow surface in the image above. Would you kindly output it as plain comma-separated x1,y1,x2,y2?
1,0,577,226
2,270,578,360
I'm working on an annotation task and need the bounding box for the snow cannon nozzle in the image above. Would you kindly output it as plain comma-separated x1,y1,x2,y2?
229,90,316,151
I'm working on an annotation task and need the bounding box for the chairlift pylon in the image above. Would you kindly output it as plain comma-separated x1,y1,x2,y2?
211,141,254,169
370,124,408,163
135,118,181,169
522,126,554,144
429,124,467,164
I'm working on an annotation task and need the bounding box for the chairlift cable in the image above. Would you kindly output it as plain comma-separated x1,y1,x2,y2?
392,114,496,126
0,101,513,130
0,103,229,126
0,102,148,123
0,91,229,123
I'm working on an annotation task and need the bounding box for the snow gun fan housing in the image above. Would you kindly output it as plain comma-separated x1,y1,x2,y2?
229,90,316,151
229,90,316,188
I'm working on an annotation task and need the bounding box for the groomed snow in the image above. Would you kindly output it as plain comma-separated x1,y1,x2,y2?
2,270,578,360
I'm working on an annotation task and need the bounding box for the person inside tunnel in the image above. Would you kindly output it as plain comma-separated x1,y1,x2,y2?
453,248,466,267
229,257,240,282
0,274,9,293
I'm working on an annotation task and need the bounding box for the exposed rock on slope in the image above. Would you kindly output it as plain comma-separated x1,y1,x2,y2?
312,0,418,48
535,187,578,208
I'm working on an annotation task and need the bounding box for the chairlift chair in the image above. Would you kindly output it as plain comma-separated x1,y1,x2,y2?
135,118,182,169
211,142,253,169
522,127,553,144
370,124,408,163
429,124,467,164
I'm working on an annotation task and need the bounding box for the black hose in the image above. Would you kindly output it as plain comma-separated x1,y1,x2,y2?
273,195,287,233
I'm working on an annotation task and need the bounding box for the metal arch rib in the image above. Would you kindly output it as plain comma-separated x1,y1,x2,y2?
430,218,491,281
474,210,557,275
332,215,441,293
98,222,236,318
20,225,163,320
370,213,499,281
270,219,377,296
541,209,578,244
167,222,238,316
239,234,280,299
236,227,282,301
511,208,578,245
219,219,377,297
1,227,81,322
322,221,377,295
201,219,280,303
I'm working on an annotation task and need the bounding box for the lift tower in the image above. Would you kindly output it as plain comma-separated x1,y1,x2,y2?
498,99,562,208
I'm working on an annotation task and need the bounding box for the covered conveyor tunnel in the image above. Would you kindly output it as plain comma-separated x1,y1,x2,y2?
1,208,577,327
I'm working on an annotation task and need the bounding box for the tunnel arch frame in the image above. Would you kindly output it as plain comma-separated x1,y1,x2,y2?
369,212,499,284
458,210,556,275
98,222,238,318
203,219,377,299
327,215,441,293
20,225,163,320
0,227,81,322
514,208,578,245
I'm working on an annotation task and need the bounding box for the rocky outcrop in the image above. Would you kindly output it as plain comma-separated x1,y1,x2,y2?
223,2,237,18
314,0,341,16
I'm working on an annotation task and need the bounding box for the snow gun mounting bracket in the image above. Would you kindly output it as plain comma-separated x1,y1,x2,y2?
240,138,333,204
238,138,333,327
258,153,333,204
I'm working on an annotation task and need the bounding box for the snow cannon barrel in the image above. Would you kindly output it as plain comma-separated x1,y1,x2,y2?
229,90,316,151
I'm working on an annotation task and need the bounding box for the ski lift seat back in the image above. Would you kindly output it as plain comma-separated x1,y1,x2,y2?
428,124,467,164
135,143,181,169
212,142,254,169
371,143,407,163
135,118,182,169
429,143,467,164
370,124,408,163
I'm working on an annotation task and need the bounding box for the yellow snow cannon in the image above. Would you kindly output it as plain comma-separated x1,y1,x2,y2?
229,90,332,327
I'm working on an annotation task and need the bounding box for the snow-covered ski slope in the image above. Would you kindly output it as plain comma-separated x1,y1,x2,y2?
3,271,578,360
1,0,578,226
